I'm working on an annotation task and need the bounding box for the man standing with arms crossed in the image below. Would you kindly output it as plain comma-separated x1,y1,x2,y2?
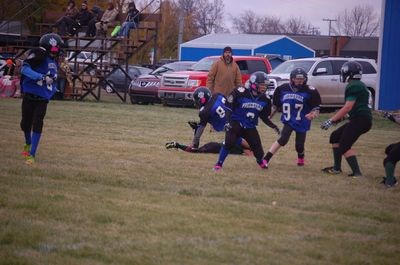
206,46,242,97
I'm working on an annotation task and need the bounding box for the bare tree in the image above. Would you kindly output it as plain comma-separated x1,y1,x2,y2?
283,17,309,34
332,4,379,37
194,0,225,35
232,10,273,33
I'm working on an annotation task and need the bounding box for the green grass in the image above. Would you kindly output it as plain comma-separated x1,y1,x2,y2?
0,97,399,265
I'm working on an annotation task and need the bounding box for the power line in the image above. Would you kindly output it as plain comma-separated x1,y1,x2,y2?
323,18,337,36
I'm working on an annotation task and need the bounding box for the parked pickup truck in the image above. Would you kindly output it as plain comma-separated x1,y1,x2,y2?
158,55,272,106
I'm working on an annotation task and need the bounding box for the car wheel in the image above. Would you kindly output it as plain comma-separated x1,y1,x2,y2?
130,95,138,104
368,89,375,110
105,82,114,94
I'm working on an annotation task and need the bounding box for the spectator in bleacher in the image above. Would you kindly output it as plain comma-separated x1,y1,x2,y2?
118,1,139,38
54,0,79,36
95,2,119,37
85,5,103,37
69,1,93,35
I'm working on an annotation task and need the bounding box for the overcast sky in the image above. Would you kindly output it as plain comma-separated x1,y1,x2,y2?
223,0,382,35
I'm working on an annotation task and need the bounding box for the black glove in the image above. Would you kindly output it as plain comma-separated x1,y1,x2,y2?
321,119,333,130
188,120,199,131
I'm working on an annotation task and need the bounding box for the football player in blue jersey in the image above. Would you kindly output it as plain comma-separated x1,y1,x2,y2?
20,33,65,165
190,86,231,149
213,71,280,171
264,68,321,167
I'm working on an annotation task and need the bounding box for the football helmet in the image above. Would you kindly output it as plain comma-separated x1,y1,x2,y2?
340,61,362,83
193,86,211,106
290,68,308,87
248,71,269,94
39,33,64,57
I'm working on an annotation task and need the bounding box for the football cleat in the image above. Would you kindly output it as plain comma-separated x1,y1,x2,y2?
321,166,342,175
213,164,222,172
382,177,398,188
165,141,178,149
297,158,305,166
258,159,268,169
25,155,35,165
22,144,31,157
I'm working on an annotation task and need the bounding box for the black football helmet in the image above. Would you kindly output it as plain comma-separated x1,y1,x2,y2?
248,71,269,93
193,86,211,107
290,67,308,86
340,61,362,83
39,33,64,57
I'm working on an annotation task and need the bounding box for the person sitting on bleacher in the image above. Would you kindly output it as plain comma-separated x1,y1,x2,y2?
118,1,139,38
85,5,103,37
69,1,93,36
54,0,79,36
95,2,118,38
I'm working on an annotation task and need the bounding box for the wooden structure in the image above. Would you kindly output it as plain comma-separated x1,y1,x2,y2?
0,0,162,102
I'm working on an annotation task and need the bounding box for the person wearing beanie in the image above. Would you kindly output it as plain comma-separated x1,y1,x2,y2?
206,46,242,97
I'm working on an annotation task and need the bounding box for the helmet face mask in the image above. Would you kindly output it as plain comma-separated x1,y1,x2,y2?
39,33,64,57
248,71,269,94
340,61,362,83
290,68,307,88
193,87,211,107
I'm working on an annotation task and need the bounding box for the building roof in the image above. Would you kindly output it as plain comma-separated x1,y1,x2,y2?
181,33,314,52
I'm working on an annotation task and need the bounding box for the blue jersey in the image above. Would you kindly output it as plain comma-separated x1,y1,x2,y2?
21,48,58,100
199,93,230,131
227,86,271,129
273,83,321,133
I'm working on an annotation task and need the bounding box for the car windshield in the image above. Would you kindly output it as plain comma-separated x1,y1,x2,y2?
191,57,218,71
151,65,174,75
271,60,315,74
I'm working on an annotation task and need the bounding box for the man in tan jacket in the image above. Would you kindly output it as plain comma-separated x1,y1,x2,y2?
206,46,242,97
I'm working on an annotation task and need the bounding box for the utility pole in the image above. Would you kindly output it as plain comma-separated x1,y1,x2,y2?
323,18,337,36
177,8,184,60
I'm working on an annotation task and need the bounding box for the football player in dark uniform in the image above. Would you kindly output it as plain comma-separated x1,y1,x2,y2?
191,86,231,149
20,33,64,165
381,112,400,187
213,71,279,171
321,61,372,177
264,68,321,167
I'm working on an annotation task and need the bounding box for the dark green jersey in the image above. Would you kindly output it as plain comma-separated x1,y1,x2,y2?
345,80,372,120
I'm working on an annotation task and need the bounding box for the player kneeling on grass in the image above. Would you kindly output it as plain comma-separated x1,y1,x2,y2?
20,33,64,165
381,112,400,188
264,68,321,167
213,71,280,171
321,61,372,177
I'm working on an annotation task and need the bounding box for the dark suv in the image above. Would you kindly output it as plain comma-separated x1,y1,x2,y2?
102,65,152,93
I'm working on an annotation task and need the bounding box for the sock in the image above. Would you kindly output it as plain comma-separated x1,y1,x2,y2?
216,146,229,166
30,132,42,157
346,155,362,176
384,162,395,181
24,131,31,145
333,147,342,171
264,151,273,162
176,143,188,151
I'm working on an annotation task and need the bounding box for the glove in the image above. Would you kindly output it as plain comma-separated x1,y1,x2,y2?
273,126,280,135
188,120,199,131
44,75,54,85
321,119,333,130
224,122,232,132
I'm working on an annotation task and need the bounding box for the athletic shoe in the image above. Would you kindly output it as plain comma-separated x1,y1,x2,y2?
383,177,398,188
22,144,31,157
165,141,178,149
297,158,305,166
258,159,268,169
348,172,363,178
25,155,35,165
321,166,342,174
213,164,222,172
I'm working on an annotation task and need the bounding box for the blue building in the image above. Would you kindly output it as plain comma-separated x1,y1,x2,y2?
179,34,315,62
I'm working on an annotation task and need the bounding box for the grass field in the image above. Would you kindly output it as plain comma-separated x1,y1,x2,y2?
0,97,399,265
